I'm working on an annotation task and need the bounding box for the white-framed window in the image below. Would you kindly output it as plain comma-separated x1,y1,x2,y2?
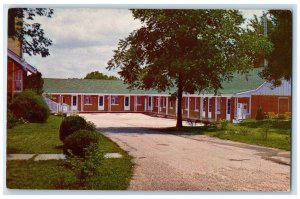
185,97,189,110
111,96,119,105
14,70,23,92
84,95,92,105
216,97,221,114
137,96,142,105
194,97,199,111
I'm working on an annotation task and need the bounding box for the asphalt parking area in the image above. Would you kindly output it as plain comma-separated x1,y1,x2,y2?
81,113,290,191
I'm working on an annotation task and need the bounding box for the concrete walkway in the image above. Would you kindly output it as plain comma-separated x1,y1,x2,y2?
7,154,66,161
7,153,123,161
81,113,290,191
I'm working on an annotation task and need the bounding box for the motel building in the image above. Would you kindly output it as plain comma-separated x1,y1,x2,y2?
43,68,291,123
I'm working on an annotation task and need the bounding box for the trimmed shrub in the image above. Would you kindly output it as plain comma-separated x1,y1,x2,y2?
85,121,97,131
7,110,19,129
255,106,264,120
63,130,101,157
59,115,88,142
11,90,50,123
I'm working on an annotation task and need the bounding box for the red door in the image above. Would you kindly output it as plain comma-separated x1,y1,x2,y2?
278,98,289,114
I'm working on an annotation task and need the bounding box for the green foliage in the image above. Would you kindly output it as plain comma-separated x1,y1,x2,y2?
63,130,101,157
59,115,88,142
255,106,264,120
262,10,292,85
24,72,44,95
85,121,97,131
7,116,62,154
239,126,250,136
8,8,53,57
84,71,119,80
11,90,50,123
107,9,272,127
7,110,19,129
7,116,132,190
219,119,229,130
66,144,104,187
260,124,270,140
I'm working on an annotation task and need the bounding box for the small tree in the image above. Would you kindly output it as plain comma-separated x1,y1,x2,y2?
24,71,44,95
255,106,265,120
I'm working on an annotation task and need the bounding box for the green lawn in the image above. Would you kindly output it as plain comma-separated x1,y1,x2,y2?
6,115,133,190
161,119,291,151
7,115,63,154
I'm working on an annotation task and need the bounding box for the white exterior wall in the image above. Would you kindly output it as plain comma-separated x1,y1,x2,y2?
243,80,291,96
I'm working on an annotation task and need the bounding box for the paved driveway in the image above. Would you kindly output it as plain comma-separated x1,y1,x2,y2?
81,113,290,191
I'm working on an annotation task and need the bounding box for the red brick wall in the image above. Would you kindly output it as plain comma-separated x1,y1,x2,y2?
111,95,124,111
251,95,291,117
82,95,98,112
7,59,26,100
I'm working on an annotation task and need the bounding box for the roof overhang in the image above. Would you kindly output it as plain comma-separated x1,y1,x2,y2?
7,49,38,74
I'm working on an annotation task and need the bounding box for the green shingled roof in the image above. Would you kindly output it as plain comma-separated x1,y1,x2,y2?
43,68,265,95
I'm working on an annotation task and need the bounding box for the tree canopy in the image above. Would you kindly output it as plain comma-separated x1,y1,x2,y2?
24,71,44,95
84,71,119,80
107,9,272,127
261,10,292,86
8,8,54,57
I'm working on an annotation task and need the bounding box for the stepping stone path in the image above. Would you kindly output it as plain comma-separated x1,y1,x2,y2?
34,154,66,161
7,154,34,160
104,153,123,159
7,153,122,161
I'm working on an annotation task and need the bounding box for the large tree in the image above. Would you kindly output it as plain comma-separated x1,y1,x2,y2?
107,9,272,127
84,71,119,80
8,8,54,57
260,10,292,86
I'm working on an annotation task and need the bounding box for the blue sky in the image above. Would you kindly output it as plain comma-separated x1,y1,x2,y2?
24,8,263,79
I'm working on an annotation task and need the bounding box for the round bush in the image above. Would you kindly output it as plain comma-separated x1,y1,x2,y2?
11,90,50,123
59,115,88,142
63,130,101,157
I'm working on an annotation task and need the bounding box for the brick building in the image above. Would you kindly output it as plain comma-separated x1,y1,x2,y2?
43,68,291,122
7,10,37,100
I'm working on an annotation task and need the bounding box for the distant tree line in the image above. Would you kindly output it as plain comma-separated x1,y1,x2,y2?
84,71,120,80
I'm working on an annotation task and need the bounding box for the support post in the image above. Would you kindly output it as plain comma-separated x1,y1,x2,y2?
158,96,160,113
215,97,218,121
187,96,190,118
249,96,252,118
166,96,169,115
175,98,178,116
200,97,202,119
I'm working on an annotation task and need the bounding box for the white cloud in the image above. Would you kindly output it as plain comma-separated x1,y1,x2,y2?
24,8,265,79
24,8,142,78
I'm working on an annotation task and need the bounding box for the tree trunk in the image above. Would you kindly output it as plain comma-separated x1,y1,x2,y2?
176,81,183,128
